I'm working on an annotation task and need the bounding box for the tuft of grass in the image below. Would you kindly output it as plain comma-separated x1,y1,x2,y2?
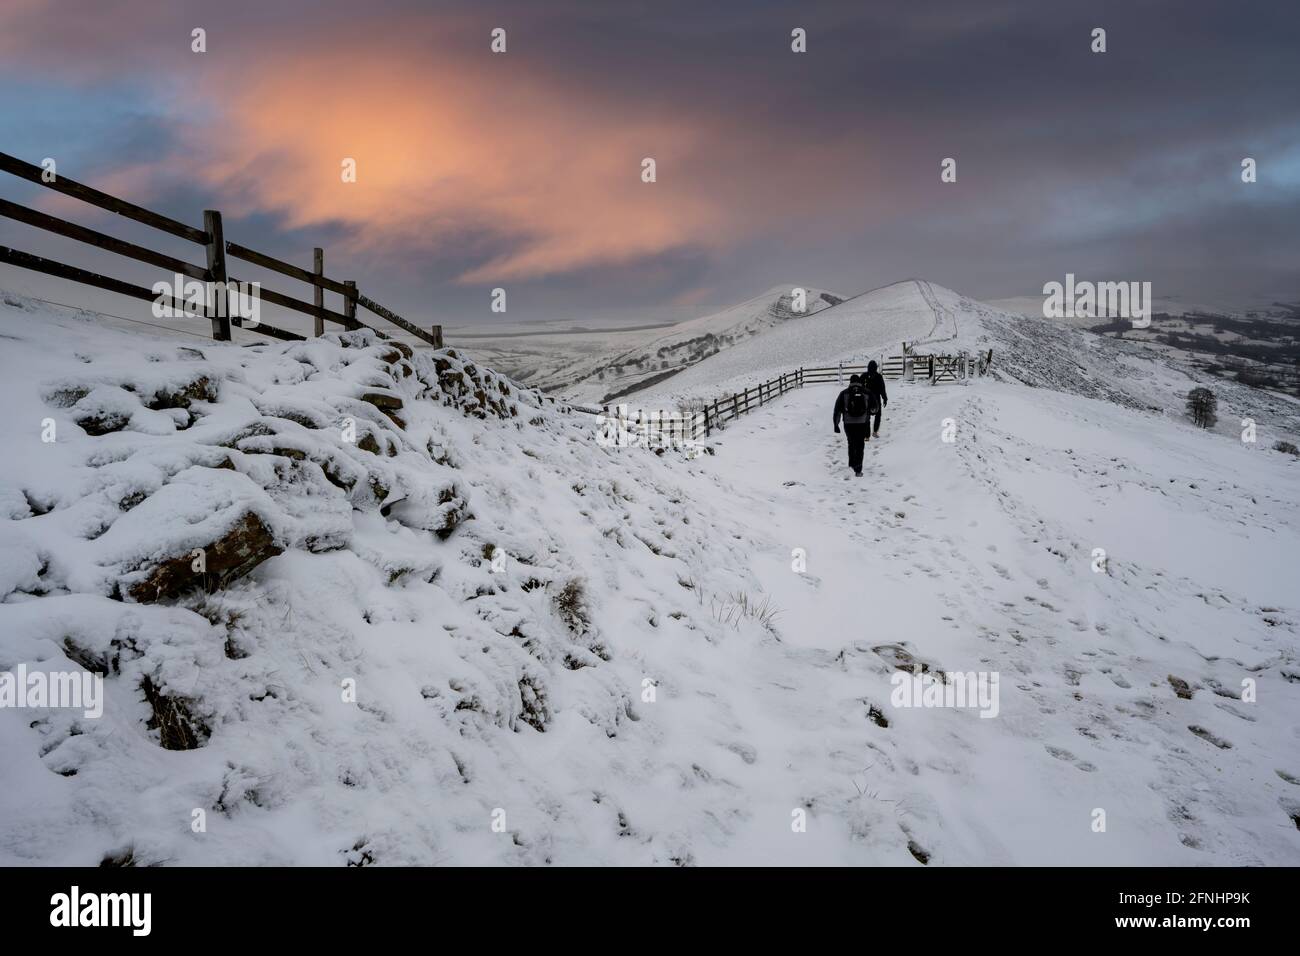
553,577,591,634
709,590,781,633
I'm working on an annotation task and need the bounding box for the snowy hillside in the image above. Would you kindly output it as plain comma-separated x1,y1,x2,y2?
1,286,1298,867
461,285,843,405
629,280,981,406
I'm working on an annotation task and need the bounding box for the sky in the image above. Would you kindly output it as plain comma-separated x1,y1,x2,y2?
1,0,1298,327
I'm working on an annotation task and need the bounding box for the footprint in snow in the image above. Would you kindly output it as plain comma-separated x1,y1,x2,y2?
1187,725,1232,750
1045,745,1096,772
1213,701,1256,722
1102,669,1132,689
725,741,758,764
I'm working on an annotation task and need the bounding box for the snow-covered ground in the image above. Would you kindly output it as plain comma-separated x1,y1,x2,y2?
1,285,1298,866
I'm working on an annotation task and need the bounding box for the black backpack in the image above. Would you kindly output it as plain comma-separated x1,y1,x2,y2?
866,374,882,411
845,385,867,417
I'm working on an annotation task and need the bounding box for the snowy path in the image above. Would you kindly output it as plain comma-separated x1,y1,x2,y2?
666,380,1300,864
913,279,959,347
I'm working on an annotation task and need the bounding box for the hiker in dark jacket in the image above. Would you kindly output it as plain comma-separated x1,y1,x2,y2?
833,374,871,476
863,360,888,438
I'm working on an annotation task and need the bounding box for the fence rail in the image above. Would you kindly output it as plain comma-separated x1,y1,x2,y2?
602,367,804,444
0,151,443,348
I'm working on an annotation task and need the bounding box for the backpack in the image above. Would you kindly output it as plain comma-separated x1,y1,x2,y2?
845,385,867,418
865,373,883,411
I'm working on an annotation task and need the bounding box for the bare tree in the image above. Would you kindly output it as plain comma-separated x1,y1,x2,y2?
1186,387,1218,429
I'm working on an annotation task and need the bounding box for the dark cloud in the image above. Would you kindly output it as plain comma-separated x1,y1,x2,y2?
0,0,1296,322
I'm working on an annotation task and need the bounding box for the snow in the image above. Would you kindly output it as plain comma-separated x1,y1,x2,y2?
1,284,1298,866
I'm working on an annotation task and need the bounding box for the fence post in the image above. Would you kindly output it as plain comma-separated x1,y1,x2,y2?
344,280,357,330
430,324,444,348
837,362,843,386
202,210,232,341
313,247,324,337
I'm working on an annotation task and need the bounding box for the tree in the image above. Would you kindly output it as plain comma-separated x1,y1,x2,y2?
1186,387,1218,429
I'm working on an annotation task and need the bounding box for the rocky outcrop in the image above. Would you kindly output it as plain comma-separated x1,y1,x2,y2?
127,512,281,603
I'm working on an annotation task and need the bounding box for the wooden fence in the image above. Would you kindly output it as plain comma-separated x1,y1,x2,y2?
601,367,804,445
603,351,992,447
0,151,442,347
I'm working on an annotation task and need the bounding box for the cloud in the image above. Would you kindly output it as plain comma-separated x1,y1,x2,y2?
1,0,1297,312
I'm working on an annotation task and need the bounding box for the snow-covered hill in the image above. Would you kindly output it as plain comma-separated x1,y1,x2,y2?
631,280,1300,450
629,280,983,406
463,284,844,405
1,285,1298,866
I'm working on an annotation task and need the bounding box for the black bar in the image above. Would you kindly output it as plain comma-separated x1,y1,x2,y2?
0,866,1280,943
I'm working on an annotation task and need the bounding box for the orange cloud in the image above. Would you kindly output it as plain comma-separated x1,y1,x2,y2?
2,3,889,288
161,47,727,283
